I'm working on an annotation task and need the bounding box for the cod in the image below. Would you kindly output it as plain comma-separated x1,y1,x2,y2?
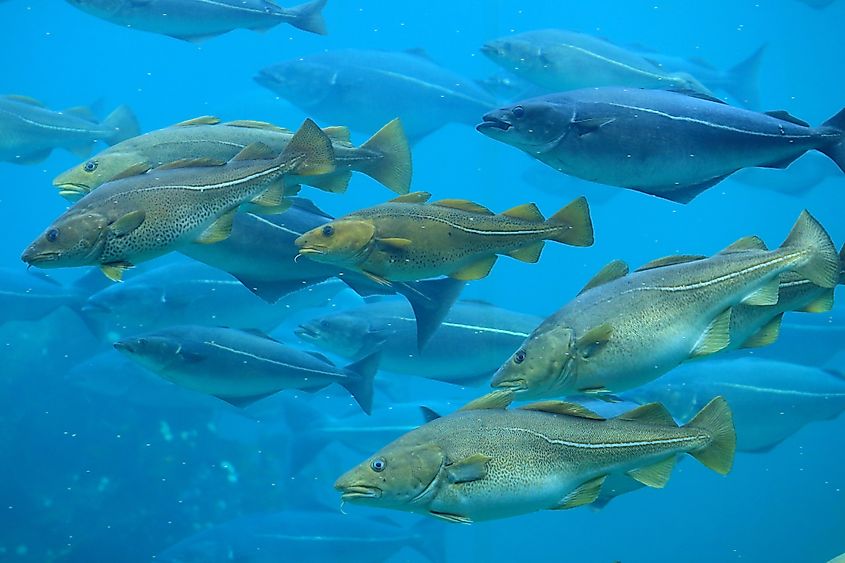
491,210,839,398
54,116,411,200
335,390,735,523
22,119,334,281
294,192,593,283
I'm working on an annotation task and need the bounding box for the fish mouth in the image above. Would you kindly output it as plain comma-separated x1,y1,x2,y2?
479,43,504,59
491,377,527,392
336,484,382,501
476,115,512,133
294,324,320,341
21,249,60,265
113,340,136,354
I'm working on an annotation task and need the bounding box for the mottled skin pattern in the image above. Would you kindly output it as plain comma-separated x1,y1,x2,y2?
338,408,712,522
496,246,829,398
55,121,386,194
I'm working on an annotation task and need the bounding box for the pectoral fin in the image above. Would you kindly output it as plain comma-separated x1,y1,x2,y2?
111,210,146,236
575,323,612,357
450,255,498,280
429,511,473,524
554,475,607,510
571,117,615,136
376,237,413,250
690,308,732,357
100,261,133,282
740,313,783,349
627,456,677,488
195,209,236,244
446,453,491,483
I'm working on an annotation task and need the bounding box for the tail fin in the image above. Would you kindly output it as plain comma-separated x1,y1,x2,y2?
819,107,845,173
280,118,336,177
393,278,465,350
285,0,328,35
725,44,766,108
102,105,140,145
684,396,736,475
358,118,413,194
340,351,380,415
546,196,594,247
779,210,839,288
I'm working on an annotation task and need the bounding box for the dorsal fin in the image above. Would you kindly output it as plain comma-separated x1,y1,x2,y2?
223,119,290,133
63,106,97,122
321,125,351,143
617,403,677,426
635,255,707,272
667,87,727,104
719,235,768,254
519,401,605,420
231,142,277,161
110,162,153,181
578,260,628,295
175,115,221,126
155,157,226,170
240,328,279,341
420,406,442,423
390,191,431,204
404,47,434,61
500,203,544,222
764,110,810,128
5,94,45,107
432,199,494,215
459,390,514,411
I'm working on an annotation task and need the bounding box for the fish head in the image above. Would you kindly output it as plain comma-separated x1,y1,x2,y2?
21,210,110,269
335,442,447,510
295,219,377,267
490,325,577,396
53,152,150,200
114,333,203,377
295,312,384,358
83,283,162,318
481,33,562,77
477,97,574,152
254,62,333,110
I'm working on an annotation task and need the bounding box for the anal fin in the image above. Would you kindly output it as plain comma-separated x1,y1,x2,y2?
507,241,544,263
690,308,732,357
554,475,607,510
627,456,677,488
740,313,783,349
450,255,498,280
195,209,236,244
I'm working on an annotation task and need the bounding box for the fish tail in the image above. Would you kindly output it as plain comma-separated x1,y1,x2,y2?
285,0,328,35
546,196,594,247
357,118,413,194
279,118,336,177
725,44,766,107
101,105,140,145
340,351,381,415
684,396,736,475
779,210,839,288
393,277,465,350
819,107,845,173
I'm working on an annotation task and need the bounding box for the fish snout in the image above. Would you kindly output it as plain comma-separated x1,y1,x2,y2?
477,113,513,134
480,41,507,59
113,339,142,354
334,479,382,501
490,372,528,392
294,323,321,341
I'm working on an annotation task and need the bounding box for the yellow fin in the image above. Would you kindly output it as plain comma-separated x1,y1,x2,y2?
390,191,430,203
740,313,783,349
576,323,612,357
110,162,153,181
627,456,677,488
635,254,707,272
303,171,351,193
231,142,277,161
519,401,605,420
617,403,677,426
779,210,839,289
175,115,221,126
5,94,45,106
195,209,236,244
459,390,514,411
691,308,732,358
100,262,132,282
554,475,607,510
155,157,226,170
250,179,287,208
282,118,335,176
797,290,835,313
429,511,472,524
321,125,351,143
546,196,594,247
111,210,146,236
507,241,544,263
223,119,288,132
361,270,392,286
450,255,498,280
684,396,736,475
578,260,628,295
376,237,412,250
740,278,780,306
358,118,412,194
432,199,494,215
719,235,768,253
500,202,544,222
446,453,491,483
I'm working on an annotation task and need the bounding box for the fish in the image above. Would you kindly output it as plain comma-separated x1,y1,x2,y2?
335,390,735,523
181,198,466,348
113,325,380,414
65,0,328,41
21,119,335,281
0,268,86,324
83,261,346,337
256,48,498,142
633,45,767,107
491,211,840,398
0,95,138,164
294,191,594,283
478,87,845,203
481,30,712,95
296,299,542,385
53,116,412,201
626,358,845,454
731,152,843,196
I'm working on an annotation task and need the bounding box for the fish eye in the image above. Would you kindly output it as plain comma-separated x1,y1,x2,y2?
514,350,526,364
371,457,386,472
322,225,334,237
83,160,98,173
46,228,59,243
512,105,525,119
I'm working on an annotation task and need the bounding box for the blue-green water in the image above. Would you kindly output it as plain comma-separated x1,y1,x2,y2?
0,1,843,562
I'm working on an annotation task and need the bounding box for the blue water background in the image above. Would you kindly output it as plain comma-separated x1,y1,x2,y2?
0,1,843,561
